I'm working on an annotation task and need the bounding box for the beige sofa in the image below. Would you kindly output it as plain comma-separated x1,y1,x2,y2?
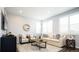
17,34,66,47
41,34,65,47
43,38,65,47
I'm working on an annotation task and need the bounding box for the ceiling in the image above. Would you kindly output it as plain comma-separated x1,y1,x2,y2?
5,7,75,20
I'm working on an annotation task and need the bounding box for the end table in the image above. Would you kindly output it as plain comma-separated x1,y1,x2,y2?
66,39,75,49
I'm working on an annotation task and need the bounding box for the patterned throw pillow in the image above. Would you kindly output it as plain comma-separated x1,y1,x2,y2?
56,34,60,39
42,34,48,38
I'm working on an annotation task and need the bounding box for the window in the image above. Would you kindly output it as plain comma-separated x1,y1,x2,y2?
47,20,53,34
59,13,79,35
70,14,79,35
36,21,41,34
60,16,69,34
42,20,53,34
42,21,48,34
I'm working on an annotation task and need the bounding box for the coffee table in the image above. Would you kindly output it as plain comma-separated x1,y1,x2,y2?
31,39,47,50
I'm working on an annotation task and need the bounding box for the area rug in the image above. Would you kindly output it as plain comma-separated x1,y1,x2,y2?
17,44,62,52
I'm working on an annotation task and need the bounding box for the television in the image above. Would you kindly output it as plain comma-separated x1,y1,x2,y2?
1,11,5,30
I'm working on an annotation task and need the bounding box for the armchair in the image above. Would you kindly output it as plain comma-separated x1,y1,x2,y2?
19,34,30,44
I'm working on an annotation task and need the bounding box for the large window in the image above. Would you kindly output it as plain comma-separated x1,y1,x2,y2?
60,16,69,34
47,20,53,34
42,21,47,34
42,20,53,34
36,21,41,34
70,13,79,35
59,13,79,35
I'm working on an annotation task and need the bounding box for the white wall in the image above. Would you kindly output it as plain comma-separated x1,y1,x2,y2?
7,14,39,36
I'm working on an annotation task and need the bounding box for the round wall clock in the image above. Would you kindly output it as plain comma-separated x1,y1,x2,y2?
23,24,30,31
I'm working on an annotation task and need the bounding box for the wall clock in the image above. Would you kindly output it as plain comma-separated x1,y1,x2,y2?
23,24,30,31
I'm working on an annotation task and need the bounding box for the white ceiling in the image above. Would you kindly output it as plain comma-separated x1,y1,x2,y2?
5,7,75,20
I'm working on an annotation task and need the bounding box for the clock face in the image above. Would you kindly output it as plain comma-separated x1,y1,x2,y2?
23,24,30,31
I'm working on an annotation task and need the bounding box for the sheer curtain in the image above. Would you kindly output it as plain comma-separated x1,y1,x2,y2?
42,20,53,34
42,21,48,34
59,16,69,34
59,13,79,35
70,14,79,35
47,20,53,34
36,21,41,34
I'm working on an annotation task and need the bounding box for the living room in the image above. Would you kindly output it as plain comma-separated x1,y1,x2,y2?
0,7,79,52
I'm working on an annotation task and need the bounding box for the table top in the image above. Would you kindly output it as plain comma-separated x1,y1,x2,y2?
32,39,46,43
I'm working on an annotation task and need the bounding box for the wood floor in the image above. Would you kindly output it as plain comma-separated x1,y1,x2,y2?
59,47,79,52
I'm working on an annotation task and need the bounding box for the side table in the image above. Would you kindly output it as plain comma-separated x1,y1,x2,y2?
66,39,75,49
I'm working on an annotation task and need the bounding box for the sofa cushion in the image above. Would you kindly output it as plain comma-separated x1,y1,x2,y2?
42,37,50,39
52,39,60,42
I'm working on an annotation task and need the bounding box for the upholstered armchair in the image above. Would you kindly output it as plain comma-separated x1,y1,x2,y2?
18,34,30,44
